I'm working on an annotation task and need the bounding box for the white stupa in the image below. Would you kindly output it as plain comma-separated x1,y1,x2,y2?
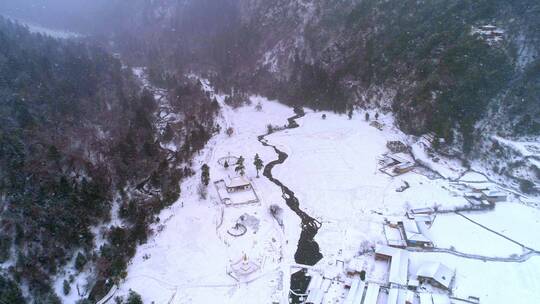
229,253,260,281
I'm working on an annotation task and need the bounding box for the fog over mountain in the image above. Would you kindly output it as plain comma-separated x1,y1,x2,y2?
0,1,539,303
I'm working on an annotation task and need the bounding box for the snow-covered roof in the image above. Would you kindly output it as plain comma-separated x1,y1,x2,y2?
419,293,434,304
416,262,454,289
413,215,435,223
482,189,506,198
387,288,400,304
387,288,412,304
389,153,413,163
375,244,398,257
375,245,409,285
464,192,483,199
395,162,414,170
305,273,323,303
410,207,434,215
225,176,251,188
432,294,451,304
384,225,407,248
402,220,432,243
344,278,365,304
363,283,380,304
389,249,409,285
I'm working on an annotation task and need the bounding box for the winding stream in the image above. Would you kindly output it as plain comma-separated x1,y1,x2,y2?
257,112,322,303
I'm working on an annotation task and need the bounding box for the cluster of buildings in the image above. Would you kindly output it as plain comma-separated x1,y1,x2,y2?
303,243,455,304
472,25,505,45
384,209,435,249
374,244,455,304
461,184,507,210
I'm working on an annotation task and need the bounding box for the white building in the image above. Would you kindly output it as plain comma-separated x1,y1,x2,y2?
416,262,455,290
375,245,409,286
225,176,252,193
401,219,433,247
481,189,507,203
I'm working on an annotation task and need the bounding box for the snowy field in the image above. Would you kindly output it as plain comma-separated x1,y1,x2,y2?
265,111,469,259
427,213,523,256
465,202,540,251
262,109,540,303
409,253,540,303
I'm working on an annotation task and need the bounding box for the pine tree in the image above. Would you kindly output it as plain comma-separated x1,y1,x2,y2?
375,112,379,120
224,160,229,169
322,114,326,120
63,280,71,295
163,123,174,142
126,290,143,304
365,112,370,121
253,154,264,178
235,156,246,176
201,164,210,186
293,106,305,116
75,252,87,272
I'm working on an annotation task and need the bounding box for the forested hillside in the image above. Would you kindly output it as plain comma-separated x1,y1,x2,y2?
0,17,218,302
76,0,538,187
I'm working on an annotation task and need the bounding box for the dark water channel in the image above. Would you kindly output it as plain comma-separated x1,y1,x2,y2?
257,113,322,303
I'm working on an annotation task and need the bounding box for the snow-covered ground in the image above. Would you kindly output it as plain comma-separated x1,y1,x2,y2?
112,80,539,303
258,109,540,303
409,252,540,303
265,111,469,259
116,90,303,303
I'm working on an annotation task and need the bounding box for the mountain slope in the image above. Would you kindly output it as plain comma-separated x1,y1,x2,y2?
92,0,539,190
0,17,218,302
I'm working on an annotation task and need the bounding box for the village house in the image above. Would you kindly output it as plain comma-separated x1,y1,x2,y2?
416,262,455,290
406,212,435,226
362,283,381,304
401,220,433,248
379,153,416,176
384,223,407,248
387,288,415,304
375,245,409,286
393,162,415,175
481,189,507,203
225,176,252,193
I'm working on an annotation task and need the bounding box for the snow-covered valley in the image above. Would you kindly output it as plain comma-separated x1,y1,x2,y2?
108,78,540,304
2,3,540,303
